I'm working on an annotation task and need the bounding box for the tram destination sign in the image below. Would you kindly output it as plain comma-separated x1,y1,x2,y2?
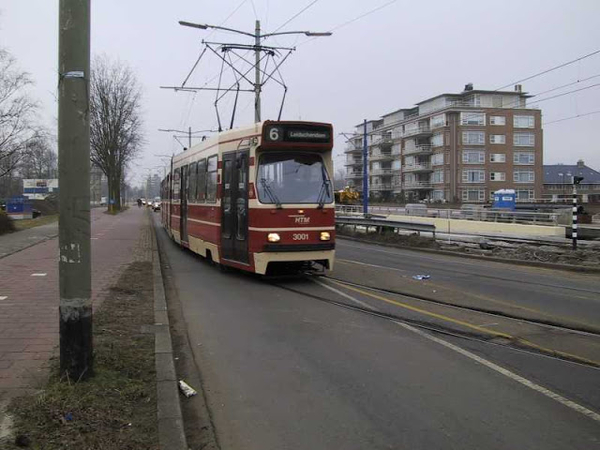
264,123,332,145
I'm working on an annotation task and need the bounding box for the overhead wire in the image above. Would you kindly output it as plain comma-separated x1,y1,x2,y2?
494,48,600,91
297,0,398,47
270,0,320,34
544,110,600,126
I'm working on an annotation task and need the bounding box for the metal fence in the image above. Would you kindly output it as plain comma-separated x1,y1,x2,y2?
335,205,561,226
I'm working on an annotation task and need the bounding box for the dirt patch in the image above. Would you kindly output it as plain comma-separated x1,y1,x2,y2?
338,228,440,249
13,214,58,231
6,261,158,450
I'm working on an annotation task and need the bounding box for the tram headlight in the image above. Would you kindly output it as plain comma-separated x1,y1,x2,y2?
267,233,281,243
320,231,331,241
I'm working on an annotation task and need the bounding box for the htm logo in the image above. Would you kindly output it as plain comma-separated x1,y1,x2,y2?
295,216,310,224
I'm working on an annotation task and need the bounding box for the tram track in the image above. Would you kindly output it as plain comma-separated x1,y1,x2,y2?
269,275,600,369
322,275,600,337
336,240,600,296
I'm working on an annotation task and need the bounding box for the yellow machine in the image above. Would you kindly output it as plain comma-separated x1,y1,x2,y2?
335,186,360,204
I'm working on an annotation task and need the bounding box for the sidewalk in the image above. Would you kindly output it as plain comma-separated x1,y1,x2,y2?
0,207,148,407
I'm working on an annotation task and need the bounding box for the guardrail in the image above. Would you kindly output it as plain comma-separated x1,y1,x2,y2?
336,214,436,237
335,205,561,226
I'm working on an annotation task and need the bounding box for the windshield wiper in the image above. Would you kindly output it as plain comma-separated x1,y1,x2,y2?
260,178,282,209
316,179,331,209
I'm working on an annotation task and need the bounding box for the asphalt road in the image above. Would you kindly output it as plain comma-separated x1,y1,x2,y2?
155,220,600,450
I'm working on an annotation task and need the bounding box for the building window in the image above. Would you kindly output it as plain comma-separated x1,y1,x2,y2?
431,133,444,147
461,112,485,126
514,115,535,128
431,114,446,129
490,116,506,126
462,150,485,164
462,131,485,145
432,169,444,183
516,189,534,201
514,132,535,146
462,169,485,183
431,153,444,166
490,172,506,181
490,134,506,144
432,190,445,201
462,188,486,202
513,152,535,165
514,170,535,183
490,153,506,163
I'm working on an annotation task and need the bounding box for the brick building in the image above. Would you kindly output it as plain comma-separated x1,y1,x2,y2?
345,84,543,203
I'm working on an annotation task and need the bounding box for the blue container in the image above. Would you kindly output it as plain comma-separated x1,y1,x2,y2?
493,189,516,210
6,196,32,218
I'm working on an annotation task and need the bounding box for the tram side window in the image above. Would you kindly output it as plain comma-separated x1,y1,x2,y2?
188,162,198,202
173,168,181,201
206,156,218,202
197,159,207,202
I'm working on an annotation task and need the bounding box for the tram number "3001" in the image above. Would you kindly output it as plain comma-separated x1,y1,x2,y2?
292,233,309,241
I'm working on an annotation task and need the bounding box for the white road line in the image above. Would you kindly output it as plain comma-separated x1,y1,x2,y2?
313,279,375,310
0,296,7,301
31,273,47,277
337,258,409,274
315,278,600,424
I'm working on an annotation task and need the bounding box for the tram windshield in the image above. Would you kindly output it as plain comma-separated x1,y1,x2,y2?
257,153,333,205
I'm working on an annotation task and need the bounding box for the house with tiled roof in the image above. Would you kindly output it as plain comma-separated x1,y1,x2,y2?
543,160,600,203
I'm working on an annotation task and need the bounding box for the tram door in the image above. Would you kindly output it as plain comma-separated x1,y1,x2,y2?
221,151,249,263
180,164,189,243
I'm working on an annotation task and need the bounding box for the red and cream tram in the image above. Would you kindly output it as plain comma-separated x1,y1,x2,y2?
160,120,335,275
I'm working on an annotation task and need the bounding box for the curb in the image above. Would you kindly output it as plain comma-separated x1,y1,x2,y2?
151,221,188,450
337,235,600,274
0,233,58,260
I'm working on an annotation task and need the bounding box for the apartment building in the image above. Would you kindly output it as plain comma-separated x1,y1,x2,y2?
344,84,543,203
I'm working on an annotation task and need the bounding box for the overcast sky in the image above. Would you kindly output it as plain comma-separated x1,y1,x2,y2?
2,0,600,186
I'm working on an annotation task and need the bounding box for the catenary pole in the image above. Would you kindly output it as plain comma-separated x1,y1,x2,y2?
58,0,92,380
362,119,368,215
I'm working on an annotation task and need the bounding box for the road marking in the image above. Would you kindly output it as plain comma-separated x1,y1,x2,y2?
336,258,594,322
328,279,600,367
31,273,47,277
327,279,512,339
394,321,600,424
91,237,99,240
315,279,600,424
313,279,376,310
0,296,7,301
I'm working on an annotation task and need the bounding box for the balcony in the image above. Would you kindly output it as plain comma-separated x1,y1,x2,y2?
370,168,394,176
374,135,394,148
403,125,432,137
404,144,432,155
344,143,363,154
369,184,392,192
346,172,364,180
404,181,433,190
370,152,394,162
403,163,432,173
344,158,363,167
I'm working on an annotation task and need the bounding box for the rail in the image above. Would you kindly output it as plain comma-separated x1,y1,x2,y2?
335,205,561,226
336,214,436,237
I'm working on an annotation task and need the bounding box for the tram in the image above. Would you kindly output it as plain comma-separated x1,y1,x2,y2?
160,120,335,275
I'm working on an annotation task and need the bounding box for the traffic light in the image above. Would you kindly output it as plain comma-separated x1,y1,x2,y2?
573,176,584,185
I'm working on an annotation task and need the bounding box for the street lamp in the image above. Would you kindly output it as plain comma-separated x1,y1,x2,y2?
179,19,331,122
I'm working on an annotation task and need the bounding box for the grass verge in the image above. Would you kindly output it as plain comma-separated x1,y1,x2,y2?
6,260,158,449
13,214,58,231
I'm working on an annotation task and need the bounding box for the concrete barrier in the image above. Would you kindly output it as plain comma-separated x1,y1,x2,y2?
387,214,565,238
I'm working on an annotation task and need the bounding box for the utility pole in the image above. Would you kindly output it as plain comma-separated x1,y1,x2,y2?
362,119,369,216
58,0,92,380
177,20,331,124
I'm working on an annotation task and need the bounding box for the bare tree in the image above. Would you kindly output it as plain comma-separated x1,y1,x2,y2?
90,55,143,212
0,48,40,178
18,134,57,179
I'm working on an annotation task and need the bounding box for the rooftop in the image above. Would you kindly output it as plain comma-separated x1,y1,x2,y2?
544,162,600,184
